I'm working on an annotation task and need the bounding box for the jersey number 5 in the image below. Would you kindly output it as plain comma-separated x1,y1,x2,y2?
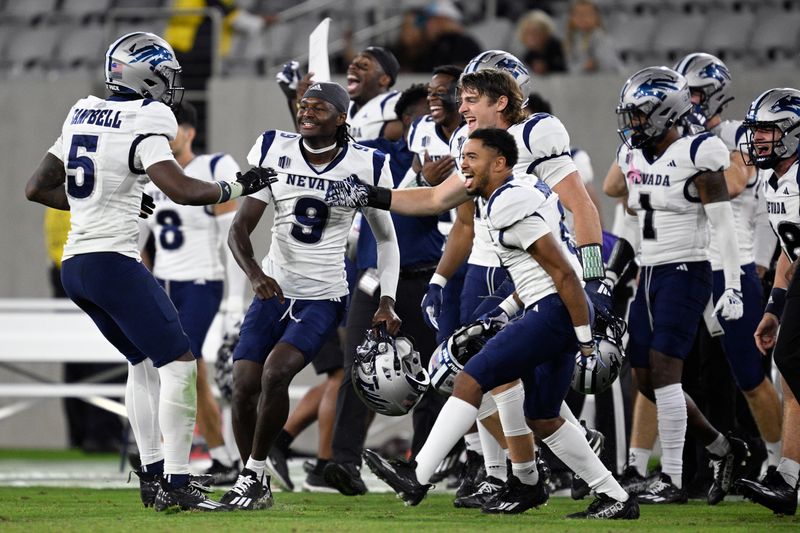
291,197,329,244
66,135,98,199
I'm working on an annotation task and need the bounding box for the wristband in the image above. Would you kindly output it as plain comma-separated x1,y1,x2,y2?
367,186,392,210
765,287,787,319
430,273,448,288
216,181,244,204
498,295,521,317
574,324,592,344
578,243,604,281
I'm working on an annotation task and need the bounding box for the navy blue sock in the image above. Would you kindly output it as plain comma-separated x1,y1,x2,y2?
141,459,164,475
166,473,190,489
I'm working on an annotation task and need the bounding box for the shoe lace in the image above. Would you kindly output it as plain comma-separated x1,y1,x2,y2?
648,478,670,494
230,474,257,496
476,479,501,494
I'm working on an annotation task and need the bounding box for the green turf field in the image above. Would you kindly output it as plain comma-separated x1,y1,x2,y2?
0,488,798,533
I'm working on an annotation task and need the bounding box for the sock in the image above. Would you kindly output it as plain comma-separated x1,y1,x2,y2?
765,440,782,468
464,431,483,454
477,418,507,481
560,402,585,435
157,360,197,480
628,447,651,477
246,456,267,479
315,458,330,475
274,428,294,454
777,457,800,488
512,459,539,486
543,421,628,502
125,360,163,467
705,432,732,457
493,383,532,438
415,397,478,485
654,384,687,489
165,473,190,489
141,459,164,475
209,445,234,467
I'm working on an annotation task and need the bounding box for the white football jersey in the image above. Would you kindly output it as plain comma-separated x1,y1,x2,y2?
247,130,394,299
48,96,177,261
618,132,731,266
347,91,400,141
450,114,579,268
762,160,800,262
483,177,582,308
144,153,241,281
707,120,759,269
407,114,459,236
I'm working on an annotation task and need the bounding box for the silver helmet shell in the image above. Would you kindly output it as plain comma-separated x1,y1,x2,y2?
463,49,531,98
742,88,800,170
105,32,184,108
674,52,733,121
616,66,691,149
352,330,430,416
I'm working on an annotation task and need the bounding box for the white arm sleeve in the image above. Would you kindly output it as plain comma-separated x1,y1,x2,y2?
704,201,741,291
215,210,248,315
362,207,400,300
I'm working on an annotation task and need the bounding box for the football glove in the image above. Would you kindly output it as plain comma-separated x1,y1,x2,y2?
420,283,443,331
276,60,302,100
714,288,744,321
585,278,613,317
325,175,391,209
236,166,278,195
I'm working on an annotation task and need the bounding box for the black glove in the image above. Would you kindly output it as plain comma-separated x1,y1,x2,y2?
236,166,278,196
138,192,155,219
324,175,392,210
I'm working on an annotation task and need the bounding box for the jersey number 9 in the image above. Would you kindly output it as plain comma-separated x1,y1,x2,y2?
291,197,329,244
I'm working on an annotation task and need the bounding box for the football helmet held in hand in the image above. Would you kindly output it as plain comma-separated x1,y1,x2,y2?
352,326,430,416
428,319,502,396
571,312,627,395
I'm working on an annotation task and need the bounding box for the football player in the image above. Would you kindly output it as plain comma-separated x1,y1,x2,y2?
139,101,244,485
737,87,800,516
358,128,639,519
24,32,275,512
220,82,400,510
611,66,749,504
674,53,782,495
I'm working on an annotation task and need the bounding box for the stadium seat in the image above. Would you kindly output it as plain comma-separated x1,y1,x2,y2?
748,7,800,62
650,10,706,63
699,9,756,61
1,0,58,22
60,0,113,21
55,23,107,71
469,17,514,53
0,24,61,77
606,12,658,64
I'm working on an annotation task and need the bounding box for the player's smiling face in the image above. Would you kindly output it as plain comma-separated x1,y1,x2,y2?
428,73,457,124
297,97,342,140
346,54,384,101
459,88,503,132
460,138,493,197
751,125,781,158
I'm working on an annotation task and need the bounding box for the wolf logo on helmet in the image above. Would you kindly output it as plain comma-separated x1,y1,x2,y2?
742,88,800,170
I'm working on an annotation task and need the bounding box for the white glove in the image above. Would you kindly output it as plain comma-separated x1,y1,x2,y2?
713,288,743,321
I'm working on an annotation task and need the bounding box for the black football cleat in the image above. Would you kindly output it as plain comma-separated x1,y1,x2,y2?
130,469,160,508
736,467,798,516
708,435,750,505
618,465,651,495
453,476,504,508
266,446,295,492
636,473,688,504
455,450,485,499
203,459,240,486
363,449,431,506
323,461,368,496
154,479,231,512
480,475,549,514
567,493,640,519
302,468,339,493
219,469,274,510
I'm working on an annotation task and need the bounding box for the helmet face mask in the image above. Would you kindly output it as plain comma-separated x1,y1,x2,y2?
352,328,430,416
616,67,692,150
742,88,800,170
105,32,184,109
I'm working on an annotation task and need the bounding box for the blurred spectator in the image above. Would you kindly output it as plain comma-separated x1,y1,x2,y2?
417,0,482,71
563,0,623,74
164,0,278,151
390,8,429,73
516,10,566,75
44,208,125,453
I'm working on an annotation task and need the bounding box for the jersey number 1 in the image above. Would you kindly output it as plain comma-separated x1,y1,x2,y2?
639,193,656,240
66,135,98,199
